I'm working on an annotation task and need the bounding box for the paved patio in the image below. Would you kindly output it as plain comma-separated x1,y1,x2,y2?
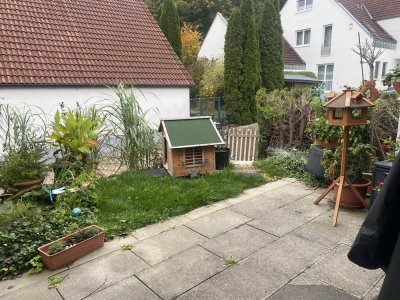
0,179,384,300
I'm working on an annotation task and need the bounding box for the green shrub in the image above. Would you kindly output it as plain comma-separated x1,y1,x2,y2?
0,207,97,280
48,241,66,255
0,151,47,194
255,151,325,187
83,227,100,238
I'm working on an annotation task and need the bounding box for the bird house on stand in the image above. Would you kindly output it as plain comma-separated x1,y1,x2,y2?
314,87,375,226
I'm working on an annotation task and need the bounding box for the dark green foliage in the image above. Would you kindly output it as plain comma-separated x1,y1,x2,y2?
84,227,100,238
175,0,233,35
48,241,66,255
224,1,260,125
240,0,261,123
322,144,376,184
0,206,97,280
97,169,266,237
159,0,182,58
224,8,244,123
258,0,284,92
255,152,326,187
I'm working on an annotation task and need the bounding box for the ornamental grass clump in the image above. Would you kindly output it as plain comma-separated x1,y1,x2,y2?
104,84,160,170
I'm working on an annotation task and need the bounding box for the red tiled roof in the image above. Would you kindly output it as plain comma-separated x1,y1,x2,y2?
0,0,194,86
363,0,400,20
284,39,306,66
338,0,396,44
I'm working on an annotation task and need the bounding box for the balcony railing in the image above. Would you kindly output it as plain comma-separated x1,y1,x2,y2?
321,44,331,56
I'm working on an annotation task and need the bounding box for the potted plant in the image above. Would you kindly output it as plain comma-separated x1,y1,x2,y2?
383,67,400,93
322,143,375,209
0,150,47,199
38,225,105,270
306,117,342,149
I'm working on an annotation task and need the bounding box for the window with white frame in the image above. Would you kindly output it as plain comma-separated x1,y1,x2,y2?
374,61,381,79
184,147,203,167
297,0,313,12
382,62,388,78
318,64,334,91
296,29,311,46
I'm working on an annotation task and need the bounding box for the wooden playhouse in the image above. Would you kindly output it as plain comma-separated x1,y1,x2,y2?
158,117,225,177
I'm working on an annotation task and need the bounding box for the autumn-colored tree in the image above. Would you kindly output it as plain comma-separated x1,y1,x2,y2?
181,23,202,66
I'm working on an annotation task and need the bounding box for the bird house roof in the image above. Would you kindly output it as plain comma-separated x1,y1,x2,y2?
324,88,375,109
159,117,225,149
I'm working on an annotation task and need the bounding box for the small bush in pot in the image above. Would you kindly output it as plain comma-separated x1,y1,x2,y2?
48,241,66,255
306,117,342,148
322,143,376,209
0,150,47,194
383,68,400,92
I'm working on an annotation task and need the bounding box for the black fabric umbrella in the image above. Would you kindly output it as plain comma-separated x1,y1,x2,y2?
348,153,400,299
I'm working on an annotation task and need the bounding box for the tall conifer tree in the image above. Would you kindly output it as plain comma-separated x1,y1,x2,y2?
224,8,243,123
258,0,284,92
239,0,261,123
159,0,182,58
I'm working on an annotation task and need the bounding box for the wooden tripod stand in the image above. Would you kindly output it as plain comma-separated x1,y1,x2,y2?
314,126,369,226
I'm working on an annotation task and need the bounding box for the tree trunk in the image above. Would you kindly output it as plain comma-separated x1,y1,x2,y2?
369,63,374,80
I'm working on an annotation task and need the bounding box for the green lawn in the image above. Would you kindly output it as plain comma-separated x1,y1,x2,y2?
97,169,266,237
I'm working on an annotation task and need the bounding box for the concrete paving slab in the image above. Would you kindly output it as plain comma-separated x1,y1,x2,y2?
268,284,358,300
68,235,139,268
1,280,61,300
293,215,354,249
132,226,207,266
305,244,384,298
0,267,67,297
185,209,251,238
202,224,276,260
252,234,329,278
281,194,331,220
231,187,312,219
183,201,232,221
178,253,289,300
364,277,384,300
132,215,191,241
248,208,309,237
137,246,225,299
86,276,159,300
56,250,149,300
252,180,292,193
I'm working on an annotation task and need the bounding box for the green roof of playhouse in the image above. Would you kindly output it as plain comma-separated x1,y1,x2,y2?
159,117,224,149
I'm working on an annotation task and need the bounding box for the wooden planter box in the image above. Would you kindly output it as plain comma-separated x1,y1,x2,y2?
38,225,105,270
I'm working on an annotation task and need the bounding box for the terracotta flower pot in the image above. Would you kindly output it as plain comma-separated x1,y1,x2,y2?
38,225,105,270
316,138,339,149
333,178,371,209
392,81,400,94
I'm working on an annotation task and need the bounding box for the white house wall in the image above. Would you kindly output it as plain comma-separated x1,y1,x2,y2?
378,18,400,61
281,0,398,91
0,86,190,128
197,13,227,60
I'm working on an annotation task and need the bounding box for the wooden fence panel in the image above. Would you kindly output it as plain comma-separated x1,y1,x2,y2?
226,124,259,162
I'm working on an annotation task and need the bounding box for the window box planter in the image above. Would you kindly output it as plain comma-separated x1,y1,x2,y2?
38,225,105,270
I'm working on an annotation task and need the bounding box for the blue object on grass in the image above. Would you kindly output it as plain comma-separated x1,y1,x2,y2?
71,207,82,217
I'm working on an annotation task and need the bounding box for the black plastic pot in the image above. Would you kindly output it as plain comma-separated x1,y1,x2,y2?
305,146,325,178
215,148,230,170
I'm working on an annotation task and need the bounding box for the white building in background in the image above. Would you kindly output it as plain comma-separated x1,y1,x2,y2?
0,0,193,127
281,0,400,91
199,12,309,71
198,12,228,60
